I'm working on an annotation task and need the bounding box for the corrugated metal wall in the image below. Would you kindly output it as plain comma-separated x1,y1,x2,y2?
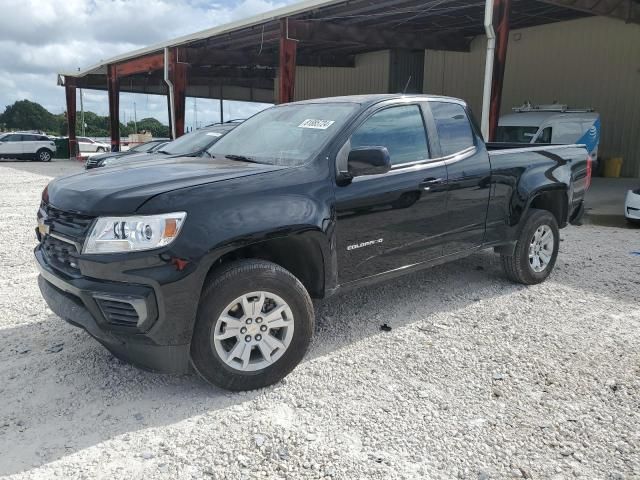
424,16,640,177
389,50,425,94
287,50,390,101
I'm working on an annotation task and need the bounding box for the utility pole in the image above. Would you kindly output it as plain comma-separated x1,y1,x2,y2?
133,101,137,134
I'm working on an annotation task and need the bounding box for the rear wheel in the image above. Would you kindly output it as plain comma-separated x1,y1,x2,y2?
36,148,52,162
501,209,559,285
190,260,314,391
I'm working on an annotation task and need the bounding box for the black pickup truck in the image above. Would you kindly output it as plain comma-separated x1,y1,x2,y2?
35,94,590,390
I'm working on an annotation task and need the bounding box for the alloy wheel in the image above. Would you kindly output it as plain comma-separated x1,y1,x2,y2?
528,225,554,272
212,291,294,372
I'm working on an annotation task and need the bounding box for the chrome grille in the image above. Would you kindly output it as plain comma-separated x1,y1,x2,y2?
38,204,94,274
85,157,101,169
41,203,94,238
41,235,81,274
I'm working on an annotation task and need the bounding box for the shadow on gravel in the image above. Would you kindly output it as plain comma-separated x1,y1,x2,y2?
0,245,634,475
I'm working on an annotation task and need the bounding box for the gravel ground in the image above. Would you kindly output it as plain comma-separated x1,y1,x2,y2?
0,160,638,480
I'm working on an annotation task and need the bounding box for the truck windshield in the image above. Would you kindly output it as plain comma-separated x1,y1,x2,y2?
495,126,539,143
208,103,359,166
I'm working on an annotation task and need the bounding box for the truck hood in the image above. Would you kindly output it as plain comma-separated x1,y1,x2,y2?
47,157,286,215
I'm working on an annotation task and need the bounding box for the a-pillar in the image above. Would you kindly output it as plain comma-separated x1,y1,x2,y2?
278,19,297,104
107,64,120,151
488,0,511,141
64,76,77,159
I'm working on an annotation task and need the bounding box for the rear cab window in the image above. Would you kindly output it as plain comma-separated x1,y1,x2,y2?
428,101,475,157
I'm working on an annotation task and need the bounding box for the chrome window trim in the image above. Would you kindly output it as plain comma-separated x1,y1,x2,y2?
352,158,448,183
430,145,477,164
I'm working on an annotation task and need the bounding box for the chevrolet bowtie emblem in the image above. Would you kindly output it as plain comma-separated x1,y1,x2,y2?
38,220,50,236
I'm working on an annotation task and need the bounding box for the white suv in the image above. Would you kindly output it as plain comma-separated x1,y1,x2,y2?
0,132,56,161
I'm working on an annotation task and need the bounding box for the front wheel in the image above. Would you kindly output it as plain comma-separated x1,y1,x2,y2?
96,147,105,152
191,260,314,391
36,148,52,162
501,209,559,285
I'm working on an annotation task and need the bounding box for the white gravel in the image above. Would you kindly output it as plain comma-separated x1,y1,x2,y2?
0,160,639,479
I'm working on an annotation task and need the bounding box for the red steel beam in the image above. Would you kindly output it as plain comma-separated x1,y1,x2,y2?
114,52,164,78
168,47,188,138
278,19,297,104
107,64,121,151
64,76,77,159
488,0,511,142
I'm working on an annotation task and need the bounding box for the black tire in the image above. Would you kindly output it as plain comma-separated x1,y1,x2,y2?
96,147,105,152
190,259,314,391
501,209,560,285
36,148,53,162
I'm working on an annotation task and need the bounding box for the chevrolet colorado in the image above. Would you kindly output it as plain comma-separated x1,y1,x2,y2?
35,94,590,391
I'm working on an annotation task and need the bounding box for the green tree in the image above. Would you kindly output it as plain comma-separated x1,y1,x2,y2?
1,99,169,138
134,118,170,137
1,100,60,133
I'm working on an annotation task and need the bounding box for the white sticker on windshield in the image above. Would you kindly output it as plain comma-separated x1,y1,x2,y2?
298,119,335,130
206,132,223,137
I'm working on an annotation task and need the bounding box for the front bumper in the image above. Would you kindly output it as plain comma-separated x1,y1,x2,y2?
35,247,193,374
625,189,640,220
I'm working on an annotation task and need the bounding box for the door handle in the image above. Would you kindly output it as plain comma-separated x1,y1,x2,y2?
420,177,445,191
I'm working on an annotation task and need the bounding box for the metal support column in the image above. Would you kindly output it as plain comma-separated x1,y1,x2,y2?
278,19,297,104
107,64,120,152
64,76,77,159
488,0,511,141
165,47,188,139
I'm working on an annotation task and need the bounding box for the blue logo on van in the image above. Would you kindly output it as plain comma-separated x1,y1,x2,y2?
577,118,600,156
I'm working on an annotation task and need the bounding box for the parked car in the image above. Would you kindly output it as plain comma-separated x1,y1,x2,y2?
85,140,169,169
625,188,640,224
78,137,110,153
88,124,238,169
0,132,56,161
497,103,600,168
35,94,591,391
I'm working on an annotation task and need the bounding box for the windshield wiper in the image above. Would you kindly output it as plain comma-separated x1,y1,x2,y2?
224,154,263,164
156,150,170,154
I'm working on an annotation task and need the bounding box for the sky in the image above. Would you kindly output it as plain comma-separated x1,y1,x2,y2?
0,0,294,130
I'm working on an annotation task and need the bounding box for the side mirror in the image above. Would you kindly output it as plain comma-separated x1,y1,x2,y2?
347,147,391,177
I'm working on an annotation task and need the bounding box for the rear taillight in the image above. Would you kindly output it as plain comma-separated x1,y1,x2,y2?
585,156,592,190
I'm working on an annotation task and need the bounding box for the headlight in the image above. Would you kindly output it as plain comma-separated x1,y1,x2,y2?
83,212,186,254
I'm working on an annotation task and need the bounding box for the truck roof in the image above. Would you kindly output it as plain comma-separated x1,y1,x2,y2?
289,93,466,108
499,111,599,128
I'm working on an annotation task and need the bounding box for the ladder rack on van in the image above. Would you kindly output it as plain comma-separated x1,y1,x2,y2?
512,103,594,113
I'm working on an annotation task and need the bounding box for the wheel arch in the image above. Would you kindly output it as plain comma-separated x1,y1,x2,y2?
203,232,328,299
525,187,569,228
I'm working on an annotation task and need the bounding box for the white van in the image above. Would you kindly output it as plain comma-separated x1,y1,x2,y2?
497,103,600,165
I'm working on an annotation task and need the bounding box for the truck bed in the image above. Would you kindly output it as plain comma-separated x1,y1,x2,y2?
485,142,583,152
